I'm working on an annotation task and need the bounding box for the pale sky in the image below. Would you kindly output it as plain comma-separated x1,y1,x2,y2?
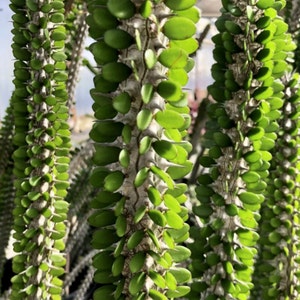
0,0,14,118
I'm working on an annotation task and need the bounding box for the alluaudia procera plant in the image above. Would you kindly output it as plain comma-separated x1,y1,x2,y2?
251,72,300,299
87,0,199,299
0,104,15,292
189,0,292,299
9,0,71,299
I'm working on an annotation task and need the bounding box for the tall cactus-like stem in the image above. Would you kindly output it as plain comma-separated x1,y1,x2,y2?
189,0,291,299
87,0,199,299
0,104,15,292
252,73,300,299
9,0,71,299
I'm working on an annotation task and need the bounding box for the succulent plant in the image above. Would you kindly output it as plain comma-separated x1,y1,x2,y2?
3,0,300,299
251,72,300,299
86,0,199,298
188,0,297,299
9,0,71,298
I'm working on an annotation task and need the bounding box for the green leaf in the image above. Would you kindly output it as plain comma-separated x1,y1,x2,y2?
239,210,258,229
149,251,171,269
93,145,120,166
137,109,152,130
165,271,177,290
134,205,147,223
140,0,152,18
224,20,242,34
90,41,119,65
147,229,161,249
150,165,174,189
167,183,187,198
169,268,191,283
93,7,118,29
167,246,191,263
193,204,213,218
104,29,134,49
241,171,260,183
222,279,238,295
158,48,188,69
256,16,271,29
170,38,198,54
91,191,122,209
112,255,125,276
129,272,146,295
107,0,135,19
235,247,256,260
94,270,118,284
54,200,69,213
149,289,168,300
147,186,162,206
89,167,109,187
149,271,166,288
244,151,262,163
114,238,126,257
94,74,119,93
127,230,144,250
239,192,262,205
165,0,196,10
225,204,239,216
268,97,284,110
260,150,272,162
153,140,177,161
247,127,265,141
116,215,127,237
213,132,233,147
92,229,119,249
168,69,189,85
164,128,182,142
237,229,259,247
167,160,193,180
155,110,185,129
166,286,190,298
134,167,149,187
141,83,154,104
92,251,114,270
88,210,116,227
260,137,275,151
253,86,273,100
139,136,152,154
176,7,200,23
256,48,274,61
148,209,167,227
256,0,275,9
157,80,183,102
144,49,157,69
163,17,196,40
199,156,216,167
113,92,131,113
163,194,181,213
119,149,130,168
184,57,195,72
129,252,146,273
24,284,38,296
269,231,281,243
102,62,132,83
165,211,184,229
273,60,288,75
104,171,124,192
